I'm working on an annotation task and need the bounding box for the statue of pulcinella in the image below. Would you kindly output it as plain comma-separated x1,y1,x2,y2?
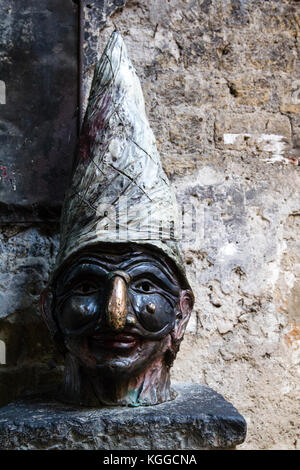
41,31,194,407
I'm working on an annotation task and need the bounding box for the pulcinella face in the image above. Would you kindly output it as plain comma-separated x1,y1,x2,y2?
42,245,193,406
55,251,180,340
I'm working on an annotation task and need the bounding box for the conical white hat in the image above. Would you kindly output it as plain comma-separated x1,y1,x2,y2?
54,32,189,287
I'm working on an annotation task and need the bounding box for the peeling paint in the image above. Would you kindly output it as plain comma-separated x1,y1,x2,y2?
0,166,7,179
223,133,251,145
223,133,290,163
258,134,287,163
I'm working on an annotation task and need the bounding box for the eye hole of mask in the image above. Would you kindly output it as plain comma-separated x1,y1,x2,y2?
72,281,99,296
132,280,156,294
128,291,176,333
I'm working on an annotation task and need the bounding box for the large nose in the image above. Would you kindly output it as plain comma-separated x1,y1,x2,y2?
106,271,130,331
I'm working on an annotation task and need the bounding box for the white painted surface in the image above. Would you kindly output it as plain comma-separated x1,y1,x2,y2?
223,133,251,145
217,242,238,262
0,340,6,365
257,134,286,163
0,81,6,104
223,132,288,163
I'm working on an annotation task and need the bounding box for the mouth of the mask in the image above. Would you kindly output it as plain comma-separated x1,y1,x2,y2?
89,330,142,350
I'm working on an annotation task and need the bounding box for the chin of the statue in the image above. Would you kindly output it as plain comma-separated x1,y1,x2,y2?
75,335,170,377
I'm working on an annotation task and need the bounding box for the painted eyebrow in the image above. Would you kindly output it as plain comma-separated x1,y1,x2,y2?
56,255,179,289
56,262,108,294
126,263,180,294
120,256,176,278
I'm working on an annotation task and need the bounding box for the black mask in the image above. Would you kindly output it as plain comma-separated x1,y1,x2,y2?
53,251,180,342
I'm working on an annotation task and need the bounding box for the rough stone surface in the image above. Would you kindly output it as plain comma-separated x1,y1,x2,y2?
0,225,63,404
0,0,300,450
0,383,246,450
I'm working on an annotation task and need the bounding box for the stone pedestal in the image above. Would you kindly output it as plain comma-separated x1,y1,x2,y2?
0,383,246,450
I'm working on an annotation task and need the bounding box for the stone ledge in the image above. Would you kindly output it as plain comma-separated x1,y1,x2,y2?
0,383,246,450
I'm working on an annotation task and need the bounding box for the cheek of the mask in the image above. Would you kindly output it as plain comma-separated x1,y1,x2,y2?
57,294,102,335
130,292,176,333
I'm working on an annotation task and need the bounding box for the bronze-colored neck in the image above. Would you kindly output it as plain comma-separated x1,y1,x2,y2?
60,349,175,407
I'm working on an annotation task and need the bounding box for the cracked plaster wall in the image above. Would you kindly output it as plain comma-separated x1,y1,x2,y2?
0,0,299,450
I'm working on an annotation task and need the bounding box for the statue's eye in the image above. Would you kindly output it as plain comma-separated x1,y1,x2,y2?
133,281,155,293
73,281,99,295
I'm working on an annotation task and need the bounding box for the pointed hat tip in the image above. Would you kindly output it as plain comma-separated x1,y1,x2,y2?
106,29,124,51
95,30,126,74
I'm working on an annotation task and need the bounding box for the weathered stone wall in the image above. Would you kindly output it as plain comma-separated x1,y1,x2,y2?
0,225,62,403
0,0,299,450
